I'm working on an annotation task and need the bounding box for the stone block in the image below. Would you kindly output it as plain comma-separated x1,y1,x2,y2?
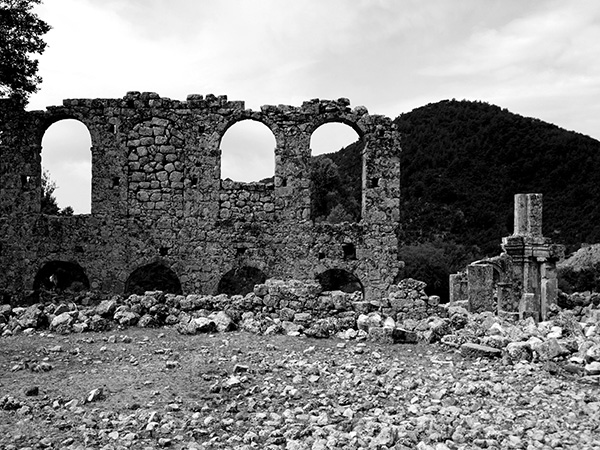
459,342,502,358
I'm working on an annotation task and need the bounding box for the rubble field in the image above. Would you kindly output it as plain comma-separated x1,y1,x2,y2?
1,326,599,450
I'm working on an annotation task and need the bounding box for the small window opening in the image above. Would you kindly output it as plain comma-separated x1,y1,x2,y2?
318,251,326,260
342,243,357,260
21,175,29,187
74,245,84,253
159,247,169,256
190,176,198,187
369,177,379,188
112,177,120,187
236,247,247,257
316,268,363,296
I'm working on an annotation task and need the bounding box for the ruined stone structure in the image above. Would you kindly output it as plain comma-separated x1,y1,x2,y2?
0,93,402,302
450,193,564,321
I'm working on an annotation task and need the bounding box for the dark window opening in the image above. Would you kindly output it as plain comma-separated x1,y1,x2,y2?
236,247,247,257
318,251,326,260
190,176,198,187
280,177,287,187
217,266,267,296
369,177,379,188
124,262,182,296
33,261,90,292
342,243,357,260
21,174,29,187
74,245,84,253
112,177,120,187
159,247,169,256
316,268,363,295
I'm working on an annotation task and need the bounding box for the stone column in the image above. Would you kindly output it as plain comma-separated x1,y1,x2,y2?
540,260,558,320
520,293,537,320
497,282,518,321
449,273,468,304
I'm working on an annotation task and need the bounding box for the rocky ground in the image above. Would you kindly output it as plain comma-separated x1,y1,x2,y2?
1,328,599,450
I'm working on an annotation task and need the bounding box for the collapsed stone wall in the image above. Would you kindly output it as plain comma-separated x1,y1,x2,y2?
0,278,441,339
0,93,402,302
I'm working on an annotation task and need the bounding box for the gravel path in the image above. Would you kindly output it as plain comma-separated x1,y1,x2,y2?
1,329,599,450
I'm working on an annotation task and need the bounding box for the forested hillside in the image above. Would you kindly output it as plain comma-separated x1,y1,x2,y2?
318,100,600,298
395,100,600,255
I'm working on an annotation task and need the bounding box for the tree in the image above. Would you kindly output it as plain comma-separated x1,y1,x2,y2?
41,169,72,215
0,0,50,102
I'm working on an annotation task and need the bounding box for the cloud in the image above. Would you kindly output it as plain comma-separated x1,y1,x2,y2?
27,0,600,212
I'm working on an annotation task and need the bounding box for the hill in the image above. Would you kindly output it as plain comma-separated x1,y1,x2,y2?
395,100,600,255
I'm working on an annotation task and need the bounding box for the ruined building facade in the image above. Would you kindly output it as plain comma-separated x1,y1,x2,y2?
450,193,564,321
0,93,402,302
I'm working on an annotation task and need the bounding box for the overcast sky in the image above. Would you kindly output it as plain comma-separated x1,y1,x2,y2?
29,0,600,213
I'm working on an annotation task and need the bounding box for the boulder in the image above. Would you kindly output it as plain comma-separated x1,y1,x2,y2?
95,299,117,317
50,312,74,333
113,307,140,326
532,338,570,361
138,314,158,328
209,311,235,332
505,341,533,363
585,343,600,362
584,361,600,376
17,305,45,329
190,317,217,333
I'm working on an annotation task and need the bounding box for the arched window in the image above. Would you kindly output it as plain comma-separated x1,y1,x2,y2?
41,119,92,214
217,266,267,296
309,123,363,223
220,120,276,183
315,268,363,296
124,262,182,296
33,261,90,291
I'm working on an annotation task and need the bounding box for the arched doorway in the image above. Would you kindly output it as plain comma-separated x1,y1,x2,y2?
124,262,183,296
217,266,267,296
33,261,90,291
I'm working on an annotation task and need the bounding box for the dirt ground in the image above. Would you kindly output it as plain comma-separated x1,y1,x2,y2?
1,328,599,450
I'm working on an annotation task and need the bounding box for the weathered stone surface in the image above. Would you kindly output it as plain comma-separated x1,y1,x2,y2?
460,342,502,358
16,305,44,329
505,341,532,363
50,312,74,333
95,299,117,317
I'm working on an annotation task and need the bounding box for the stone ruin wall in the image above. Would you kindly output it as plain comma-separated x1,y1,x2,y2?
0,93,402,302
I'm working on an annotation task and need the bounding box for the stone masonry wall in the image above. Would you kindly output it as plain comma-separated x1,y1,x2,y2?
0,93,402,302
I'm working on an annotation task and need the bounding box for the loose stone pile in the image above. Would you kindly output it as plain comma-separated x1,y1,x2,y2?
2,278,600,377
